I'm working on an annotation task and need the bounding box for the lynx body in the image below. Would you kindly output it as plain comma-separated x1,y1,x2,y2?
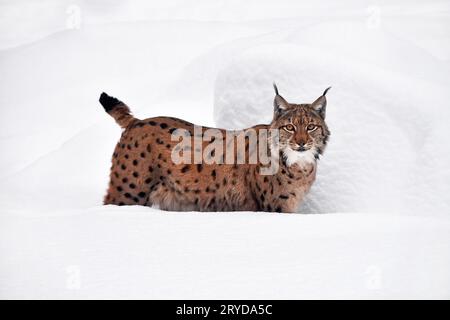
101,85,330,213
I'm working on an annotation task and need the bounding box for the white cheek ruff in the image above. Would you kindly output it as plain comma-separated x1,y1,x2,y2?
283,148,316,167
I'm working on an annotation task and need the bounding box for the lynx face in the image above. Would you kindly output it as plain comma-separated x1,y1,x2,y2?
271,87,330,167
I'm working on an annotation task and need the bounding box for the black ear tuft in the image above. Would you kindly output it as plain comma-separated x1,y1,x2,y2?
311,87,331,119
273,83,279,96
273,84,289,119
99,92,123,112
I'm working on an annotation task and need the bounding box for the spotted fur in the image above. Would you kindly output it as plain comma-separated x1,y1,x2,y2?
100,86,330,213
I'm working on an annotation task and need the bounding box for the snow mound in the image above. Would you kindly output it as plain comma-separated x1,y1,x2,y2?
214,44,450,214
2,211,450,299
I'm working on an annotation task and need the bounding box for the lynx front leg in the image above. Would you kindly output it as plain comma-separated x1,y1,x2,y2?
270,194,304,213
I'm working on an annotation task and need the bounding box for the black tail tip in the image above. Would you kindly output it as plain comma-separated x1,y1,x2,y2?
99,92,122,112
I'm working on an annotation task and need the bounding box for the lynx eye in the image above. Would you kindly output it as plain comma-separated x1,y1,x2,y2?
307,124,317,131
284,124,295,132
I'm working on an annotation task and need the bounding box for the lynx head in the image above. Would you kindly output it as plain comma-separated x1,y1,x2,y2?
270,84,330,167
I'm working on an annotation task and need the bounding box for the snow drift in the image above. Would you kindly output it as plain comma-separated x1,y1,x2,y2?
0,0,449,299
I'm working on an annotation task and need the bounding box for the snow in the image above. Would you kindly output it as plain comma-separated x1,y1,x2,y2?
1,0,450,299
2,210,450,299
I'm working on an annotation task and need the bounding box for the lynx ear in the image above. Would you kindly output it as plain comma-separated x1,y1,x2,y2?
273,83,289,118
311,86,331,119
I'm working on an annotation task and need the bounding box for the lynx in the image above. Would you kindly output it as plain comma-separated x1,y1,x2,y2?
100,85,330,213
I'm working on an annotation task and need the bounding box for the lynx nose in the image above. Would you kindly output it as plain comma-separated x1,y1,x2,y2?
296,143,306,152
